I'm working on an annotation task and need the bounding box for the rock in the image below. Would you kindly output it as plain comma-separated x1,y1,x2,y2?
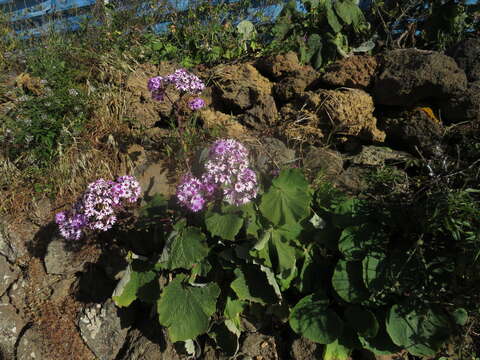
253,137,296,174
137,161,174,201
379,108,444,157
31,198,52,224
116,319,183,360
300,89,386,142
44,237,85,275
348,146,411,167
290,337,322,360
212,64,272,114
16,326,55,360
0,255,19,297
374,49,467,106
439,81,480,123
279,104,325,144
79,300,134,360
320,55,378,89
198,109,248,138
0,296,27,359
254,51,306,80
336,166,370,194
241,93,279,129
239,332,278,360
304,147,344,179
273,67,318,103
0,221,17,263
448,38,480,82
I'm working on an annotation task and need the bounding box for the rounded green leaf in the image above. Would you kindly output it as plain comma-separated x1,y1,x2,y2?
205,212,244,241
289,294,343,344
259,168,312,226
344,305,379,338
386,304,452,357
157,275,220,342
112,261,158,307
158,227,209,270
231,265,278,304
332,260,369,303
362,252,388,293
451,308,468,326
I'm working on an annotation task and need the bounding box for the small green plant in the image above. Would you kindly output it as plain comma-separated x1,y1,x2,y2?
269,0,370,69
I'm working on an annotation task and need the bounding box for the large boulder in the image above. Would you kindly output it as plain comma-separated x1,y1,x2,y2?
301,89,385,142
320,55,378,89
438,81,480,123
374,49,467,106
448,38,480,82
254,51,306,81
211,63,278,129
378,108,444,157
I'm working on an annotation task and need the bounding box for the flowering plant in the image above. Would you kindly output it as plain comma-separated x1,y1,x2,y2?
148,68,206,111
55,175,141,240
176,139,258,212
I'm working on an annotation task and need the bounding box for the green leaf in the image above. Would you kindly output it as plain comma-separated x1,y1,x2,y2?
345,305,379,338
331,198,364,228
224,297,246,331
205,212,244,241
259,168,312,226
323,339,352,360
157,274,220,342
158,227,209,270
112,261,158,307
338,226,366,260
362,252,388,293
332,260,369,303
325,1,343,33
231,265,278,304
289,293,343,344
386,304,452,357
237,20,256,41
333,0,355,25
451,308,468,326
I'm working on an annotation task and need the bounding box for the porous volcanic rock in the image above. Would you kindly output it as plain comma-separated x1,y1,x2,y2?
254,51,306,80
448,38,480,82
300,89,386,142
374,49,467,106
198,109,248,138
273,66,318,102
378,108,444,157
211,63,278,128
438,81,480,123
304,147,344,179
320,55,378,89
290,337,323,360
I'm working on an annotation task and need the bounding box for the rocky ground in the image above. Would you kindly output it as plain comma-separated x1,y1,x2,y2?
0,38,479,359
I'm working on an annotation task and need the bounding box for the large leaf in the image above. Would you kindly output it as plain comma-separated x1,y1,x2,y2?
158,226,209,270
205,212,243,241
333,0,356,25
259,168,312,226
112,261,159,307
157,274,220,342
386,304,452,357
362,252,388,293
323,339,352,360
252,224,302,280
231,265,278,304
345,305,379,338
325,1,343,33
332,260,369,303
289,293,343,344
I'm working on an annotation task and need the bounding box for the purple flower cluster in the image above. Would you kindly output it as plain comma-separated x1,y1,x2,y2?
176,139,258,212
148,69,206,110
55,175,141,240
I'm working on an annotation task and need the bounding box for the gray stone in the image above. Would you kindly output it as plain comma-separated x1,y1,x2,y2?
79,299,134,360
348,146,411,167
0,256,19,297
304,147,344,178
336,166,370,194
254,137,296,174
0,221,18,263
374,49,467,106
44,237,85,275
0,296,27,359
16,325,53,360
